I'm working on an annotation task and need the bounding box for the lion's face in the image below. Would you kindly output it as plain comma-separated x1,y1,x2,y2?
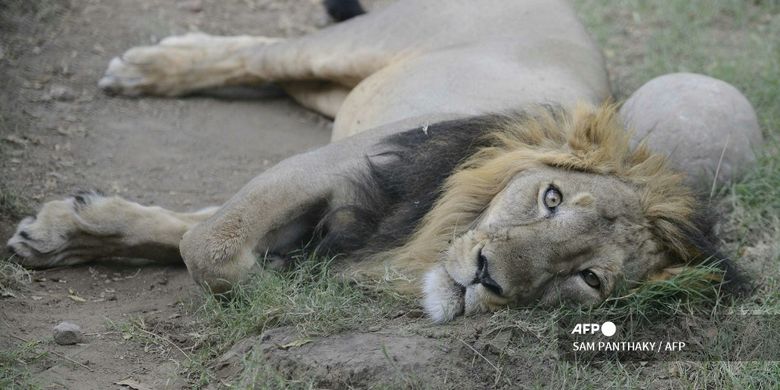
423,165,670,322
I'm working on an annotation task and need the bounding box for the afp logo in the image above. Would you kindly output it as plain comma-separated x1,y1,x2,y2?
571,321,617,337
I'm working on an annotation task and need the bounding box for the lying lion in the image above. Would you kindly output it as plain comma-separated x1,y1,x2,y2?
7,0,753,322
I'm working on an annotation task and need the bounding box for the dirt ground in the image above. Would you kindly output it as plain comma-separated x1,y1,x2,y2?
0,0,363,388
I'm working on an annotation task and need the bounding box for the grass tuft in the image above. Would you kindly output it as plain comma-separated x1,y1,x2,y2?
0,258,31,297
0,339,46,390
596,263,728,320
183,254,412,386
197,255,409,345
726,146,780,231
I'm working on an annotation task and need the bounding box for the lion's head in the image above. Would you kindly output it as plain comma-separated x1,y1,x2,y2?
381,105,720,322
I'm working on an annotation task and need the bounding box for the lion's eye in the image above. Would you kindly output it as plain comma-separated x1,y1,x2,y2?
580,270,601,289
543,186,563,209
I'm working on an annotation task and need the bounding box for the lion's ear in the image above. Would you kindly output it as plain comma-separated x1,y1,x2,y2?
679,206,753,297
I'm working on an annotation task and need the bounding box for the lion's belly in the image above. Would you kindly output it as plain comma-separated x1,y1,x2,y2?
332,46,609,141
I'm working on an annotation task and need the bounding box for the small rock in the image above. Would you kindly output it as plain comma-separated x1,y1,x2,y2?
53,321,84,345
177,0,203,12
44,85,76,102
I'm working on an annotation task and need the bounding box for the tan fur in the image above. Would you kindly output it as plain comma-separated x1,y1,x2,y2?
7,193,217,268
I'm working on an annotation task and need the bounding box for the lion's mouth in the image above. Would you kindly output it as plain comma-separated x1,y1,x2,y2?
473,248,504,296
423,259,513,323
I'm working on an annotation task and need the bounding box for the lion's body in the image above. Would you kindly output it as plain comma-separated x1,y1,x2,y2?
8,0,741,322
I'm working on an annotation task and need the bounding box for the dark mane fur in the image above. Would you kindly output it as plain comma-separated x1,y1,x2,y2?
315,115,500,256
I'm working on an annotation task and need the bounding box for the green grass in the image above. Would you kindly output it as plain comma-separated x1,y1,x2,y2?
0,339,46,390
597,263,728,318
726,149,780,245
575,0,780,115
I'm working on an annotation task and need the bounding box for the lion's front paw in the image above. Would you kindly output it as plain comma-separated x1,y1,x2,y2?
6,191,105,268
179,217,263,293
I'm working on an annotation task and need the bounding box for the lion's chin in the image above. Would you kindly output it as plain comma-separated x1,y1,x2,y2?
422,264,466,323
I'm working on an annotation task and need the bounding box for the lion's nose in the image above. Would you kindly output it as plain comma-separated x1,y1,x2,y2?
476,249,503,296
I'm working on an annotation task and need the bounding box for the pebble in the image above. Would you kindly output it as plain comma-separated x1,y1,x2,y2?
177,0,203,12
44,85,76,102
53,321,84,345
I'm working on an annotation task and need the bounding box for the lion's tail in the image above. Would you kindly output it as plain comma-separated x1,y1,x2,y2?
323,0,366,22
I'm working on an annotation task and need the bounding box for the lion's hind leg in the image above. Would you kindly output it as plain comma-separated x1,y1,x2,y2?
6,191,217,268
98,33,280,97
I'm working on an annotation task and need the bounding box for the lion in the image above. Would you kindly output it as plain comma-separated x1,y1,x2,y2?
6,0,745,322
